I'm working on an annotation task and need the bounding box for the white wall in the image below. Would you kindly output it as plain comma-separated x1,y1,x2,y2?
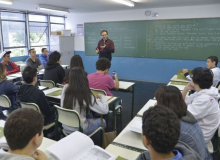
66,4,220,51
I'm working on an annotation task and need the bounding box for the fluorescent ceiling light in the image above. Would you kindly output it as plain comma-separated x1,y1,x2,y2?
0,0,13,5
112,0,135,7
38,4,69,13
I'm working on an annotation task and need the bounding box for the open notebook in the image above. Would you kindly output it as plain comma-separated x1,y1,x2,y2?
47,131,115,160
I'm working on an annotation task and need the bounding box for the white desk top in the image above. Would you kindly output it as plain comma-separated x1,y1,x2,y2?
7,72,22,78
119,81,135,90
38,86,48,90
44,87,118,105
113,116,146,151
6,76,18,81
167,82,186,91
105,144,140,160
170,75,189,83
137,99,156,116
61,65,69,69
38,138,57,160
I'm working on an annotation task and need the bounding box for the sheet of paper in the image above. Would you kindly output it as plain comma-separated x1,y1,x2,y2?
76,146,114,160
127,120,142,134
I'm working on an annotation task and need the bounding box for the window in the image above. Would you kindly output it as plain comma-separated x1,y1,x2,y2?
50,16,65,32
0,11,65,57
28,15,49,54
1,12,27,57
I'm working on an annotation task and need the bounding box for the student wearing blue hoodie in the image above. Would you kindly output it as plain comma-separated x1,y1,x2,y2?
136,105,202,160
39,48,49,68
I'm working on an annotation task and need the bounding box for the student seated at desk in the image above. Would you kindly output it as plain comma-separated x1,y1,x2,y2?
88,58,119,96
0,63,19,114
25,49,43,69
39,48,49,68
61,67,108,135
136,105,202,160
44,51,65,85
182,67,220,143
0,108,48,160
17,66,55,125
63,54,87,84
155,86,211,160
183,56,220,87
0,51,20,75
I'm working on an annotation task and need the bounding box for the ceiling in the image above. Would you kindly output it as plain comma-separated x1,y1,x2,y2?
0,0,220,14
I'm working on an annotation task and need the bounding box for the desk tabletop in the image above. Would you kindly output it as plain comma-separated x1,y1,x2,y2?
170,75,189,83
137,99,156,116
113,116,146,151
119,81,135,90
105,144,140,160
6,76,18,81
167,82,186,91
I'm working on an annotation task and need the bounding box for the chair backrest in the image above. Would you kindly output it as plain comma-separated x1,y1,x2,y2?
0,95,11,108
14,61,24,65
57,83,64,88
39,80,55,89
90,88,107,96
54,105,82,131
19,102,41,113
19,64,26,72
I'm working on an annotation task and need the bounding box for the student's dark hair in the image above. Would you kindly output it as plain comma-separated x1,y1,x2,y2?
48,51,61,64
41,48,47,53
70,55,84,70
100,30,108,35
63,67,96,113
96,58,111,71
28,49,35,54
4,108,44,150
22,66,37,83
142,105,180,153
64,55,85,83
155,86,187,119
192,67,213,89
207,56,218,66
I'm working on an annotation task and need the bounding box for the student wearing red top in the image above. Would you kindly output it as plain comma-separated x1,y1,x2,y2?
96,30,115,62
88,58,119,96
0,51,20,75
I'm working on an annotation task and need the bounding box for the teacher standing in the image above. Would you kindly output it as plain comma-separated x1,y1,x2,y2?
96,30,115,62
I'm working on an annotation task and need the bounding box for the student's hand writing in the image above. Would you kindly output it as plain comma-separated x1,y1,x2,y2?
32,149,49,160
182,69,189,74
184,83,195,91
96,48,99,54
95,93,100,99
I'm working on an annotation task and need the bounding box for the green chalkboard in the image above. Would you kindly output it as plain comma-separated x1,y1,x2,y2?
84,18,220,60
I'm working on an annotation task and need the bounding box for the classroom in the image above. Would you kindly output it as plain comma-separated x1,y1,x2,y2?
0,0,220,160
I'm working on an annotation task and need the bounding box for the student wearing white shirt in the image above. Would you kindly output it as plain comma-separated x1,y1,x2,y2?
183,56,220,87
182,67,220,143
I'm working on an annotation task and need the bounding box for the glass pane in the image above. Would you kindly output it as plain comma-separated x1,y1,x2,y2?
31,46,48,54
5,48,27,57
29,22,49,46
2,21,26,47
50,16,64,23
51,24,64,31
29,14,47,22
1,12,25,20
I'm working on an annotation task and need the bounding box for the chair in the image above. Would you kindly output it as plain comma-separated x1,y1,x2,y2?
19,64,26,72
57,83,64,88
19,102,55,131
90,88,122,132
0,94,12,117
39,80,55,89
54,105,103,140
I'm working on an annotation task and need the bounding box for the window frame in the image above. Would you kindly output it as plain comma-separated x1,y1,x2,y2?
0,10,66,57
